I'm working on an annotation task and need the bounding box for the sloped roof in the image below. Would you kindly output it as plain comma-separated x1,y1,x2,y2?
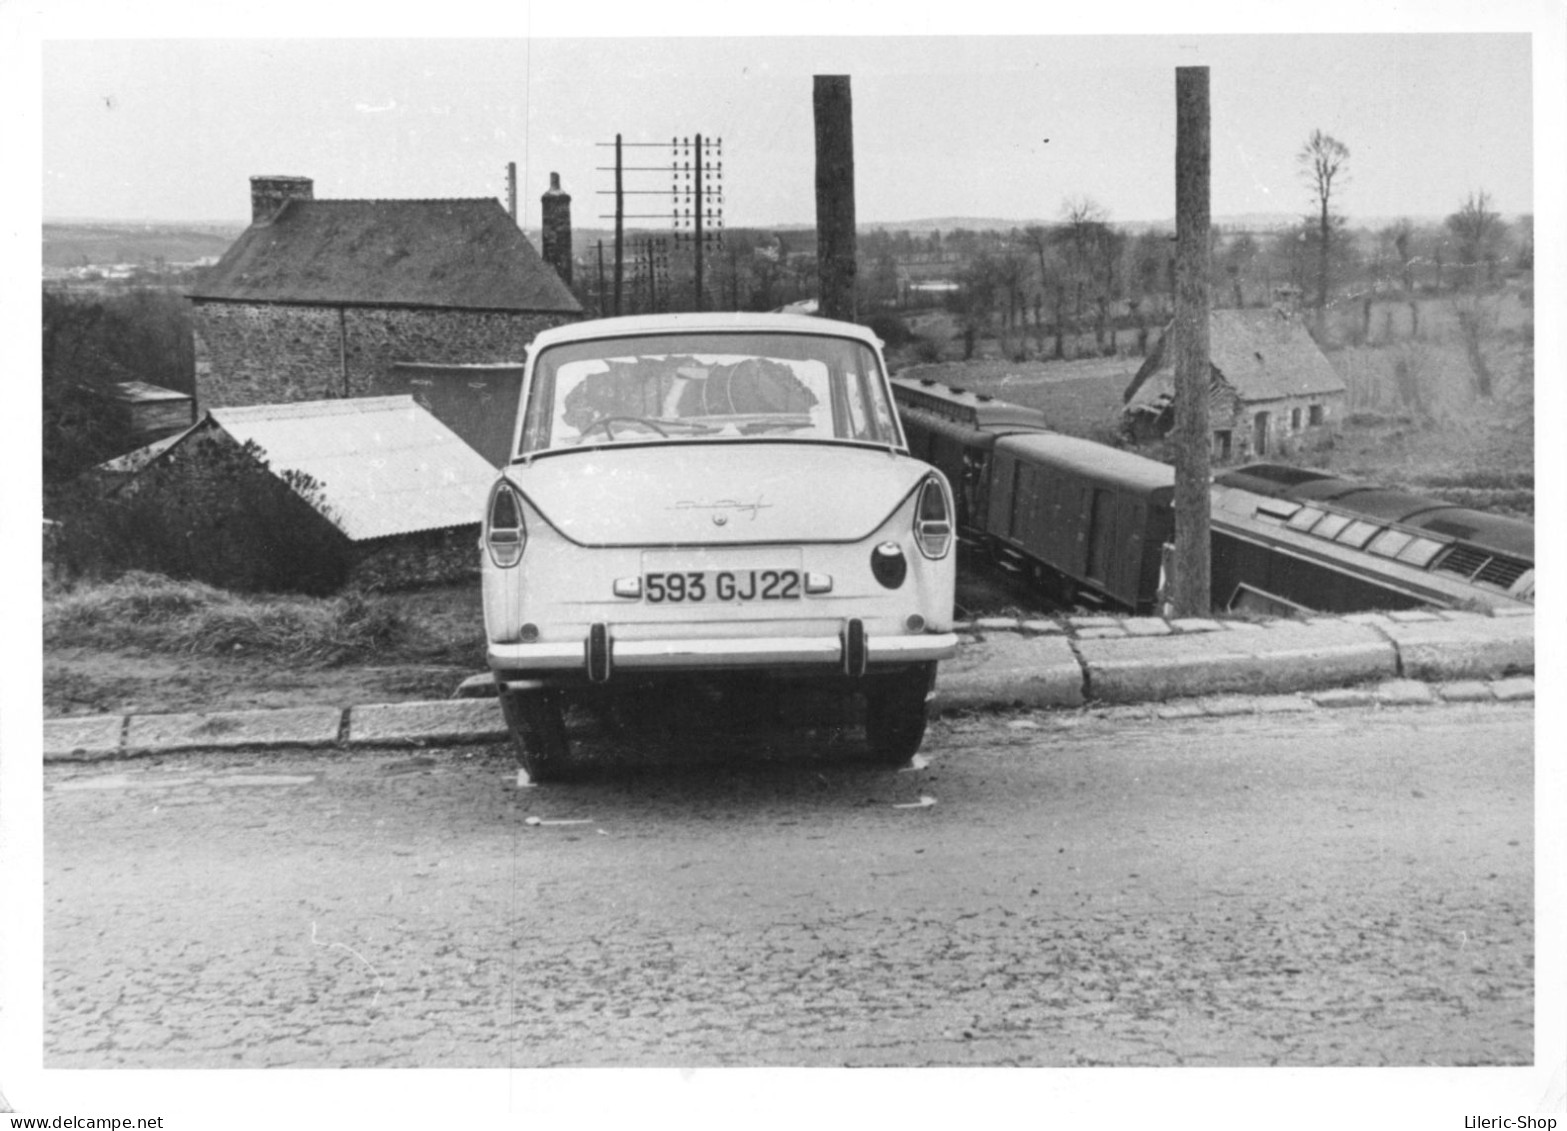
97,428,193,474
1124,308,1346,406
189,198,582,314
207,397,497,541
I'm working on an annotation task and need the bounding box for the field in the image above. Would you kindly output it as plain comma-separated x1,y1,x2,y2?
42,221,243,270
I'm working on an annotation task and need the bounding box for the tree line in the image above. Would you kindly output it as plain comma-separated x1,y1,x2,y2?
857,133,1529,358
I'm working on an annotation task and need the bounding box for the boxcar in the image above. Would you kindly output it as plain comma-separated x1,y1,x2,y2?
986,433,1175,614
891,377,1051,535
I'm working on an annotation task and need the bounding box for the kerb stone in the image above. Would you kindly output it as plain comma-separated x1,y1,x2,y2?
1076,620,1396,704
44,715,124,759
348,699,508,745
1382,615,1533,681
935,633,1083,710
125,707,343,753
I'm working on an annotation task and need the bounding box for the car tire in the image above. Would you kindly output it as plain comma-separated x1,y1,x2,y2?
500,687,571,782
863,662,936,765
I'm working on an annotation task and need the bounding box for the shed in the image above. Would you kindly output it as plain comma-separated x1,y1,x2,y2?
110,396,497,589
1122,308,1347,463
107,381,195,443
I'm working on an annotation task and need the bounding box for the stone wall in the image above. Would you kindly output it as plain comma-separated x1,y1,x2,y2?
349,524,481,591
192,302,574,409
1226,391,1345,462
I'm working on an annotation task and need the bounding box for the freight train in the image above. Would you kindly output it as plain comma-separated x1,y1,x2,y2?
891,376,1534,616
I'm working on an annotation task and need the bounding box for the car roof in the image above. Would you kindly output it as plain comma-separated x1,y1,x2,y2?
527,311,881,350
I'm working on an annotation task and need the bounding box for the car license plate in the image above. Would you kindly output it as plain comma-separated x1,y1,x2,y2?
644,569,802,603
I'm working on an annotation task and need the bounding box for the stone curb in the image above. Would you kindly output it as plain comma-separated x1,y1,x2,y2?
124,706,342,756
42,614,1534,762
346,699,507,746
1075,621,1398,703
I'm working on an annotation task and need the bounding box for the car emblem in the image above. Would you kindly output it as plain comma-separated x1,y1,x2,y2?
675,497,772,522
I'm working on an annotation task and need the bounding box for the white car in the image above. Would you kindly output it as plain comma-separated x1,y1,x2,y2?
482,312,958,779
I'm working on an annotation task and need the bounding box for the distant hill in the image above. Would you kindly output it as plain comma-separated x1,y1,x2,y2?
42,222,245,270
43,211,1480,275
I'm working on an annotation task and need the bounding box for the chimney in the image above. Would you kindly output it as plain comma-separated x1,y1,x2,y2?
250,175,314,224
541,172,573,287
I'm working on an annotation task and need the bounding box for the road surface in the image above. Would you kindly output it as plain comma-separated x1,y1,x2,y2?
44,701,1532,1067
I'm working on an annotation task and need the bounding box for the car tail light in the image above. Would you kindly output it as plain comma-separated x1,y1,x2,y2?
914,476,952,559
486,482,527,568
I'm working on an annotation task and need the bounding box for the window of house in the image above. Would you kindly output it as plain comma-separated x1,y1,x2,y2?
1290,407,1302,431
1309,404,1324,426
1212,429,1232,461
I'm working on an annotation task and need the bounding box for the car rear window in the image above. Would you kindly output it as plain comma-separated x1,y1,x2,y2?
518,332,900,456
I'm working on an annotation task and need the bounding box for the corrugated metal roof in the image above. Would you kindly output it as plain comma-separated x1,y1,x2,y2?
208,396,496,541
189,198,582,314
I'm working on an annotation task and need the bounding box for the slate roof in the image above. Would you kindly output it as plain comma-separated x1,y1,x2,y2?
1124,308,1346,407
189,198,582,314
206,397,497,541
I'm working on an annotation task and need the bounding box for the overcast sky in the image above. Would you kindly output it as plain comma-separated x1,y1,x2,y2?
40,29,1540,230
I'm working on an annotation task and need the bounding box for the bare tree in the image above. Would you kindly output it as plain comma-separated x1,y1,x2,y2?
1055,197,1113,354
1022,225,1055,352
1128,228,1172,322
1445,190,1504,289
1298,130,1350,325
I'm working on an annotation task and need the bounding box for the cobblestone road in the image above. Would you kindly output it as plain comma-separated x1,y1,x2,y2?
44,703,1532,1068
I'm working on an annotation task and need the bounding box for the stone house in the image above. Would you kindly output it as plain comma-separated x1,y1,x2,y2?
188,175,581,411
1122,307,1347,463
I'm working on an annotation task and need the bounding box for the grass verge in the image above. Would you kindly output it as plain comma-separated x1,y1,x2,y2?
43,571,464,666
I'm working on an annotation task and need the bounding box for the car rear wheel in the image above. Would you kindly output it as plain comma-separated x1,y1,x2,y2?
500,687,571,781
863,662,936,765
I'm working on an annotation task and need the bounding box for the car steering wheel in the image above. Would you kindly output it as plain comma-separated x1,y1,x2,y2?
577,416,671,443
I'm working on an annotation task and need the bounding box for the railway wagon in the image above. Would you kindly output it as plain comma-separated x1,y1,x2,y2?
985,433,1174,613
890,378,1052,532
894,376,1174,612
1210,465,1533,613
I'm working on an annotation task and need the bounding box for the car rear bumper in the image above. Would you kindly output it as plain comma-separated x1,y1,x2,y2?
488,622,957,682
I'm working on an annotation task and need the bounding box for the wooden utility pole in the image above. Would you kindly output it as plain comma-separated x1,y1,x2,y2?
596,241,606,317
813,75,857,322
1171,65,1212,617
